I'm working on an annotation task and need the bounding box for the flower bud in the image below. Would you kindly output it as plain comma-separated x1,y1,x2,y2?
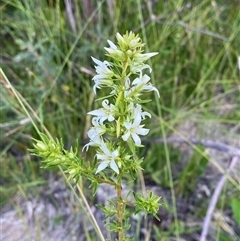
35,141,48,152
127,49,132,56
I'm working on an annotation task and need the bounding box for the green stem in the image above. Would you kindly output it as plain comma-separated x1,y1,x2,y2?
117,182,124,241
115,58,130,241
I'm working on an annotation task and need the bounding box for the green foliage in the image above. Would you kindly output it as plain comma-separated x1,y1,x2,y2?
133,191,166,221
142,145,180,187
27,31,166,240
218,234,238,241
0,153,46,206
1,0,239,240
176,147,209,196
231,198,240,226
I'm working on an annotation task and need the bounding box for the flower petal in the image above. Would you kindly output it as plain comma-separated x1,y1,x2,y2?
107,40,118,50
100,141,111,155
133,105,142,126
108,115,115,122
88,109,105,116
96,154,107,160
110,160,119,174
102,99,109,108
142,85,160,97
131,132,141,146
96,161,109,174
134,52,158,61
112,149,119,158
142,111,151,119
82,143,90,152
91,56,104,66
122,132,130,141
124,122,132,130
135,127,149,136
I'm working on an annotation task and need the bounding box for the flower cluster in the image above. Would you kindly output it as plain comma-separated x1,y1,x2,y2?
84,32,159,175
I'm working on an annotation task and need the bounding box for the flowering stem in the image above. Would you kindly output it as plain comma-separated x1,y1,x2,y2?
82,32,162,240
30,32,165,240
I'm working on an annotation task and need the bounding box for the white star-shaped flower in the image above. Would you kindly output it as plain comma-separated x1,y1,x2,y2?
82,135,102,152
95,141,119,174
135,104,150,119
130,62,152,76
88,99,116,124
124,74,160,98
104,40,124,58
91,57,115,94
122,104,149,146
82,117,106,151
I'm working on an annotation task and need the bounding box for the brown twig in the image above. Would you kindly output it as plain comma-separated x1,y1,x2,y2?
199,155,239,241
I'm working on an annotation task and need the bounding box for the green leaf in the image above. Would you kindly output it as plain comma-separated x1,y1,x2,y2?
230,198,240,225
137,99,152,104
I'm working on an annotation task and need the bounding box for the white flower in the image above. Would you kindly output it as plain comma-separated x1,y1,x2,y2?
82,135,102,152
130,62,152,76
122,104,149,146
134,52,158,62
116,32,126,45
91,117,106,136
91,57,115,94
129,38,141,48
95,141,119,174
134,104,151,120
82,117,106,151
88,99,116,124
127,103,151,120
105,40,124,57
124,74,160,98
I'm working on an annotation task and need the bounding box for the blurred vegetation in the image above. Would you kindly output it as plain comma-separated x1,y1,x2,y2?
1,0,239,240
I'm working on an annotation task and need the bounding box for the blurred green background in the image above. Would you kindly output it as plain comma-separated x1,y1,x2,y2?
1,0,239,240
